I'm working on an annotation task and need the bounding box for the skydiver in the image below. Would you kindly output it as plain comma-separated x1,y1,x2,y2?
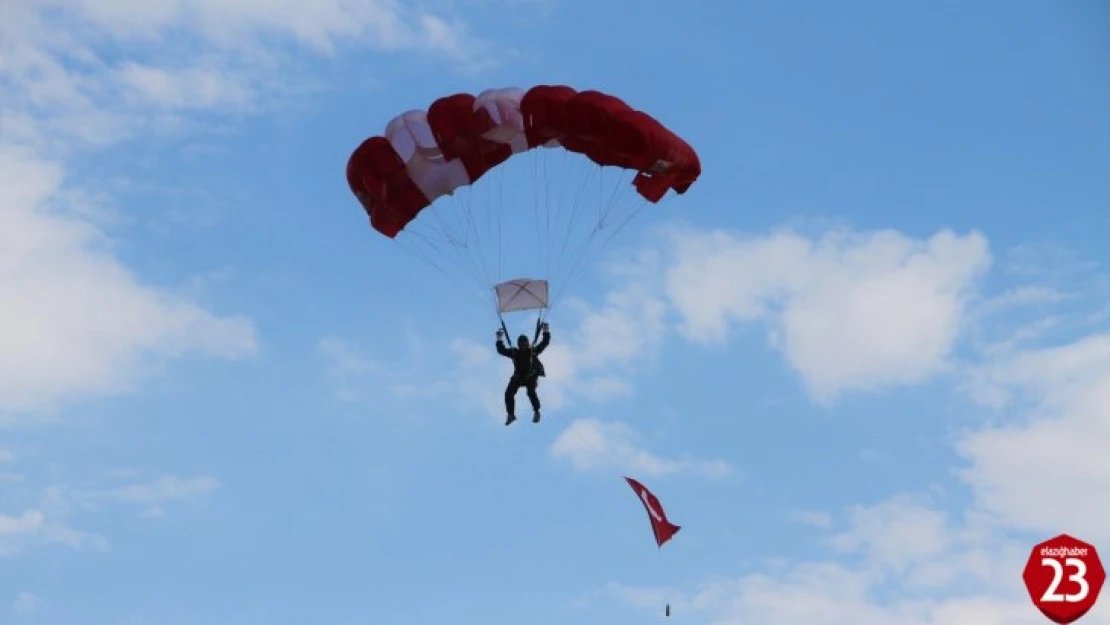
496,322,550,426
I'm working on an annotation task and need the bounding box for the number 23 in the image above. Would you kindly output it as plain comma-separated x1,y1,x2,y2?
1042,557,1090,603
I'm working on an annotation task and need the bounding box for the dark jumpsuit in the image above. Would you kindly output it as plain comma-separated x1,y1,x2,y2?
496,330,550,416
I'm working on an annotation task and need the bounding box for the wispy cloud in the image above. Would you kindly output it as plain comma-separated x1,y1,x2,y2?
318,337,382,403
0,510,44,536
1,0,501,152
787,509,833,529
829,495,954,575
12,591,42,614
0,471,222,558
81,474,221,519
550,418,733,479
87,475,221,504
0,507,107,557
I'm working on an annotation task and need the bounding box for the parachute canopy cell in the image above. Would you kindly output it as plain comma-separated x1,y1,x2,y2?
346,84,702,238
494,278,549,313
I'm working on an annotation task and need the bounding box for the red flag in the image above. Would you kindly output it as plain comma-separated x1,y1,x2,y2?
625,476,681,547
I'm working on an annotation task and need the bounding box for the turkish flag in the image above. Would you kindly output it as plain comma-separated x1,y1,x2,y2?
625,476,681,547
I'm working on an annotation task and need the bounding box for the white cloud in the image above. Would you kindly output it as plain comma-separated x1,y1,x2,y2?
12,591,42,614
114,62,253,111
0,510,44,536
1,0,498,151
830,496,951,570
0,450,12,464
89,474,221,504
0,508,106,556
0,146,257,420
1,474,217,556
139,505,168,519
958,333,1110,544
788,509,833,529
550,418,733,479
78,475,221,519
318,336,382,403
664,227,991,402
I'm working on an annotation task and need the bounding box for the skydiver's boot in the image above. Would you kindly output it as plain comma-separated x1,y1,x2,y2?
505,414,516,426
532,409,541,423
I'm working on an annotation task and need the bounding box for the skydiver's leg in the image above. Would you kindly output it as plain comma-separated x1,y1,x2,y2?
526,378,541,422
504,378,520,425
525,379,540,410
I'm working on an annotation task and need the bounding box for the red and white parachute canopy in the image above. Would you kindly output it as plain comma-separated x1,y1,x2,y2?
345,84,701,318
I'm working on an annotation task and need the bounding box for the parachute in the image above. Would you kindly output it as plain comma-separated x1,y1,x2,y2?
345,84,701,329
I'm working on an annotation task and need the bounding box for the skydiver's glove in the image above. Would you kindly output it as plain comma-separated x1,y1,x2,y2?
541,322,550,332
496,329,504,339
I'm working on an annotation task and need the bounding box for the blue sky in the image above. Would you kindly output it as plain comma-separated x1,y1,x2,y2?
2,1,1109,624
